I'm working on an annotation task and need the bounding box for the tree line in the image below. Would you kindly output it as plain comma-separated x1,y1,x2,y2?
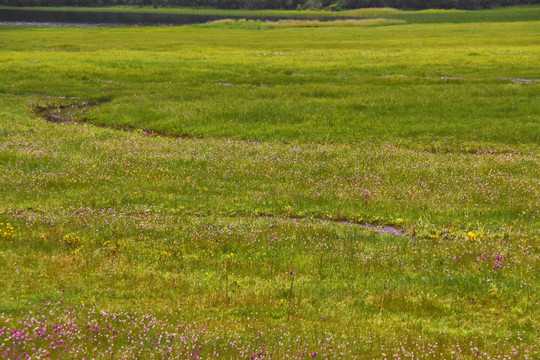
0,0,537,11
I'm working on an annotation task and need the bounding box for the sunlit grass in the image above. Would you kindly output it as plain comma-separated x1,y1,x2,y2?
0,8,538,359
195,18,405,29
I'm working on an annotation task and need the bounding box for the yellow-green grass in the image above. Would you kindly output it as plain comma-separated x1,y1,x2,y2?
0,11,538,359
196,18,406,29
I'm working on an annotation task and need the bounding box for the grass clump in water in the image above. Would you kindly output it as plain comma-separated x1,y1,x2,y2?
198,17,405,29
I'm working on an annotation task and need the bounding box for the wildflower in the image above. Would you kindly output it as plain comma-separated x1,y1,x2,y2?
1,223,15,240
490,284,499,298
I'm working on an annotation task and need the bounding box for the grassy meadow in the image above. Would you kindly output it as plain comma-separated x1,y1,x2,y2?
0,7,539,359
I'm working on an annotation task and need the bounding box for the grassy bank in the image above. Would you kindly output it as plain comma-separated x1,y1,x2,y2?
0,9,538,359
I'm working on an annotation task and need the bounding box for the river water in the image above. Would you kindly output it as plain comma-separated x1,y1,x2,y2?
0,8,301,26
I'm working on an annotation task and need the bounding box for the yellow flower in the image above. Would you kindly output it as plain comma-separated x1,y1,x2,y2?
490,284,499,298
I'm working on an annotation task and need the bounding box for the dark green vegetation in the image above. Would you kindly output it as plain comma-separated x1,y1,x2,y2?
2,5,540,24
0,7,539,359
1,0,538,10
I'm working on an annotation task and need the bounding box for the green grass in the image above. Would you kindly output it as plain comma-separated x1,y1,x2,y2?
0,7,538,359
1,22,538,145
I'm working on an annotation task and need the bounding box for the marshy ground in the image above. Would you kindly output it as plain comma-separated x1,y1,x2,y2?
0,6,539,358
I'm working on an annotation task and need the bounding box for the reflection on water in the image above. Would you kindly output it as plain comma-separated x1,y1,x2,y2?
0,8,288,26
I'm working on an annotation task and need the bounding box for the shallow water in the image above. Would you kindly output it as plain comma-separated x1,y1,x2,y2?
0,21,126,27
0,9,241,26
0,8,327,26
